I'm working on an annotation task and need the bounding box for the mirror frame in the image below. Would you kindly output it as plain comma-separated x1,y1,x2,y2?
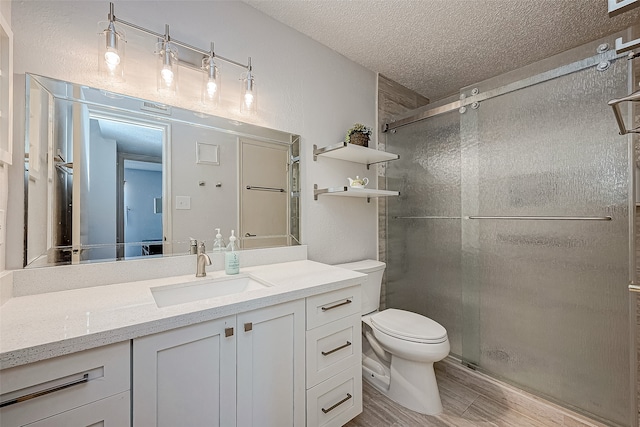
23,73,300,268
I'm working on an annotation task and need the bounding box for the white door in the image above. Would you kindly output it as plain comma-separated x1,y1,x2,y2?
236,300,305,427
133,317,236,427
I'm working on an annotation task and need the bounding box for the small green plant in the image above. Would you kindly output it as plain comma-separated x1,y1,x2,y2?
345,123,372,143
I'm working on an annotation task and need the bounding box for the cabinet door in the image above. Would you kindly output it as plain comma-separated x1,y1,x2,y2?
24,391,130,427
133,317,236,427
236,300,305,427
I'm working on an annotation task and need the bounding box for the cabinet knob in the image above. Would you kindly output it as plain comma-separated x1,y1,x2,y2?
225,327,234,337
244,322,253,332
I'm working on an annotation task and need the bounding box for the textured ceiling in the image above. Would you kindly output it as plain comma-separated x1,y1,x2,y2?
244,0,640,101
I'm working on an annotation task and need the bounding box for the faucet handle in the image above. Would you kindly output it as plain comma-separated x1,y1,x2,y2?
197,241,206,255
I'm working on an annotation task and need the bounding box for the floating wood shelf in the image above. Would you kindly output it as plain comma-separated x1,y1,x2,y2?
313,142,399,169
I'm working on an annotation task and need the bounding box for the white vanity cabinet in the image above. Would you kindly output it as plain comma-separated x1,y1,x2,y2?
0,342,131,427
305,286,363,427
132,299,306,427
133,316,237,426
236,301,306,427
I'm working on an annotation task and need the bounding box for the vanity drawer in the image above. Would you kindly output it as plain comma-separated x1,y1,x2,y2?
306,314,361,388
0,341,130,427
306,364,362,427
306,286,361,330
23,391,130,426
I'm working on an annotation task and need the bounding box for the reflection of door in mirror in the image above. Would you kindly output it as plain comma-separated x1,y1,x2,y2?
85,116,165,262
240,139,289,249
123,159,162,259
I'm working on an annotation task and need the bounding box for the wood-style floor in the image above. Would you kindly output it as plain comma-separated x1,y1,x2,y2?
344,366,600,427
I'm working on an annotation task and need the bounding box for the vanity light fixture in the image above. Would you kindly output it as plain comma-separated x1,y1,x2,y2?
240,58,257,115
98,3,125,81
202,43,220,108
98,2,257,113
156,26,178,95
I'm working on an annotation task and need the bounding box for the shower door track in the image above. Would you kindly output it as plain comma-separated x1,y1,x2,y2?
383,48,627,132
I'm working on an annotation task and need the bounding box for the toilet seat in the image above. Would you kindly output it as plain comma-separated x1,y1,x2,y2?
371,309,447,344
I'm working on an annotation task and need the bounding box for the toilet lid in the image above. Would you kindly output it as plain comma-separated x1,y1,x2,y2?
371,309,448,344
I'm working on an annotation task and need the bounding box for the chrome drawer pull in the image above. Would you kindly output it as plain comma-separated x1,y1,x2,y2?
0,373,89,408
321,341,352,356
321,393,352,414
321,299,352,312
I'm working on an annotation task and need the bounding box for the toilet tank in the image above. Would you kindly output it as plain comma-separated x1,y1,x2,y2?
334,260,386,315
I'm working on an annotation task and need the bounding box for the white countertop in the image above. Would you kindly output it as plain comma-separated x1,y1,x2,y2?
0,260,365,370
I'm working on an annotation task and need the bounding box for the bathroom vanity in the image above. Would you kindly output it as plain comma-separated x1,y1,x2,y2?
0,248,365,427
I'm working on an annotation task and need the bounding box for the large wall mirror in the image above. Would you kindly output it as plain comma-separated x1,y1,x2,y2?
24,74,300,268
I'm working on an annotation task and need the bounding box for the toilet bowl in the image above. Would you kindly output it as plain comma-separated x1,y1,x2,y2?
335,260,450,415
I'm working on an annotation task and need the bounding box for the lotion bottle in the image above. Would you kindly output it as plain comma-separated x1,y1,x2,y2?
224,230,240,275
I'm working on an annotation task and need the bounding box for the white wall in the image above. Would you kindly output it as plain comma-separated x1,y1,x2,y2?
86,119,117,260
169,123,238,254
6,0,378,269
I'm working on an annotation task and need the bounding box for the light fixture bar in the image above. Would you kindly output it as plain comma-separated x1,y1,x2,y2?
107,2,251,71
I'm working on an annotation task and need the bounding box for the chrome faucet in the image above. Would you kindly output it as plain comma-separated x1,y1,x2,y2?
196,241,211,277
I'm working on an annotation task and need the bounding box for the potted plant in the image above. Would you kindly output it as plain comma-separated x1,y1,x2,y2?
345,123,372,147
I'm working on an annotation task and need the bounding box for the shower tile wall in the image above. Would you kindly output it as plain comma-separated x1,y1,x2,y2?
377,74,429,309
635,66,640,427
636,205,640,425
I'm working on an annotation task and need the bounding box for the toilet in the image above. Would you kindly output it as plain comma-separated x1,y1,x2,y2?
335,259,450,415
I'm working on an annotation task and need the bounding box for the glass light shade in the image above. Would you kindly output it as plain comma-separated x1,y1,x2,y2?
240,72,257,115
156,41,178,95
201,57,220,108
98,21,125,82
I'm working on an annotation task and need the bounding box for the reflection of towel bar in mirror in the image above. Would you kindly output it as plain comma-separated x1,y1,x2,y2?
608,89,640,135
54,161,74,174
246,185,285,193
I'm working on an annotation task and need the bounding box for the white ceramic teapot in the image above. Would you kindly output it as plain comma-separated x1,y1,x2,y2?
348,176,369,188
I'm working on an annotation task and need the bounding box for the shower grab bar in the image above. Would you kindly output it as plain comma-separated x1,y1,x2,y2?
393,216,611,221
393,216,461,219
466,215,612,221
608,90,640,135
246,185,285,193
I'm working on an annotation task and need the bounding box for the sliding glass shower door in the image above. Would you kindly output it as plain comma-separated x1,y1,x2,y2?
385,40,631,425
386,110,462,355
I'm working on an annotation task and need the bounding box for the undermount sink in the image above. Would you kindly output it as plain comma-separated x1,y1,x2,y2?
151,274,272,308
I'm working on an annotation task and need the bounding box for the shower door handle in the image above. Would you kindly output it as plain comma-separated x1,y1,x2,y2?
608,89,640,135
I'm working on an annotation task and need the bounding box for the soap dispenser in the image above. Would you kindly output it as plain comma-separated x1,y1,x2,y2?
224,230,240,275
212,228,226,252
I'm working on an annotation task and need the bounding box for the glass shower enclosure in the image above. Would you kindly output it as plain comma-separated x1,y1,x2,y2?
384,32,634,426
